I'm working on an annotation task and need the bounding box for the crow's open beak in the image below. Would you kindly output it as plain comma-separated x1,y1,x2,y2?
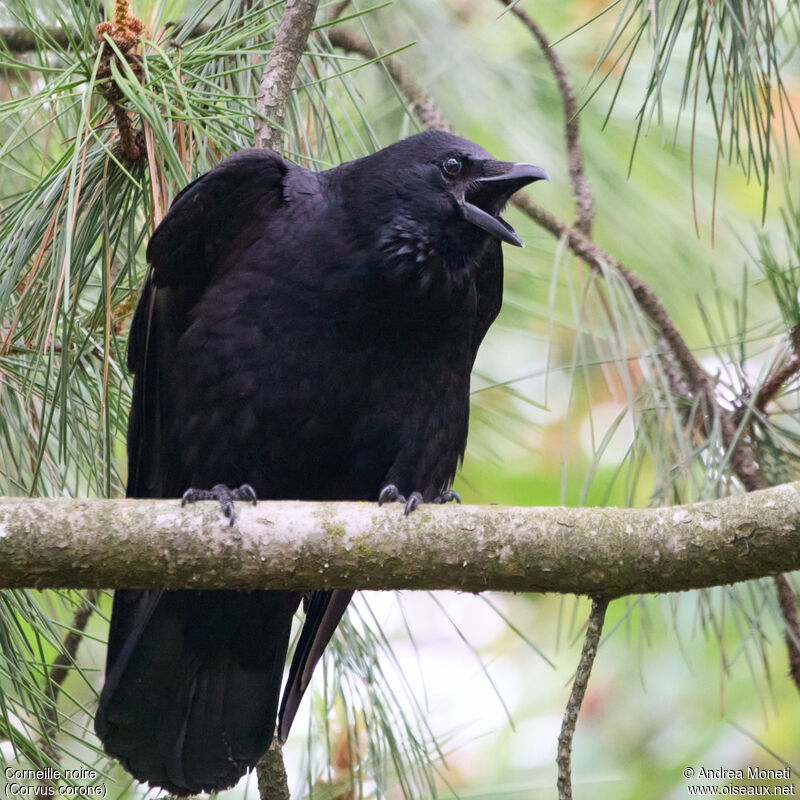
459,162,549,247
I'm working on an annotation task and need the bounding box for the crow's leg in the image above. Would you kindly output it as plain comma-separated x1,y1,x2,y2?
181,483,257,525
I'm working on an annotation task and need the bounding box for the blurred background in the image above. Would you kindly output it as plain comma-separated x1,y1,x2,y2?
0,0,799,797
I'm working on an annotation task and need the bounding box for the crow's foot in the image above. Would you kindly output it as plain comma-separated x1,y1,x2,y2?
433,489,461,505
181,483,257,526
378,484,406,505
378,484,461,516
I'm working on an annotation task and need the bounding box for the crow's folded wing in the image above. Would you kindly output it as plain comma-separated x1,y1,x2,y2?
126,149,290,499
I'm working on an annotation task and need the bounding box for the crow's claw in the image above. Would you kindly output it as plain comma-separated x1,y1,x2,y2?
404,492,424,515
236,483,258,504
181,483,257,526
379,484,460,515
433,489,461,504
378,484,406,505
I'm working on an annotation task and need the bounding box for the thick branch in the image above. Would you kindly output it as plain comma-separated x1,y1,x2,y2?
0,26,83,51
254,0,321,151
0,485,798,595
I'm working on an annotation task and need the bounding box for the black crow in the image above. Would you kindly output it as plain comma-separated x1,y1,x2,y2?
94,130,548,794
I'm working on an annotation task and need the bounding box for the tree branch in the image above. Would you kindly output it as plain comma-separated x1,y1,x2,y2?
34,591,96,800
253,0,321,151
774,573,800,692
0,485,798,595
0,26,74,52
755,354,800,414
557,598,608,800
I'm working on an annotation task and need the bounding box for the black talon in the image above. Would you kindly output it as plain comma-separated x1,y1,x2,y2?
180,483,258,526
434,489,461,504
236,483,258,505
404,492,424,515
378,484,406,505
380,485,460,514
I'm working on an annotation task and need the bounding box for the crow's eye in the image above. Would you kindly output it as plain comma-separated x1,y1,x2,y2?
442,157,462,177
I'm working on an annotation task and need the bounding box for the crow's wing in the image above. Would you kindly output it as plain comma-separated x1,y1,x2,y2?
126,148,290,499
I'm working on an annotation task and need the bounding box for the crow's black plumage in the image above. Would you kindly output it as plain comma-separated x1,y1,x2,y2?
94,130,547,795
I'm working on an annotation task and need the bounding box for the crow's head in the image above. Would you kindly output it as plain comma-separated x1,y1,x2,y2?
335,130,548,267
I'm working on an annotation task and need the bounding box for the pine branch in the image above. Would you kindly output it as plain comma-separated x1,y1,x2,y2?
254,0,322,151
0,26,76,52
34,591,96,800
755,354,800,415
557,598,608,800
0,486,798,594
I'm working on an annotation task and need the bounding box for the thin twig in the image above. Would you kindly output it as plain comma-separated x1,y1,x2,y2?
254,0,322,151
498,0,593,235
509,192,720,403
739,354,800,688
774,574,800,693
557,598,608,800
35,592,96,800
755,354,800,414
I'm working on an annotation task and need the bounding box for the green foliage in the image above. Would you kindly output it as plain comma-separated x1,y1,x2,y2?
579,0,800,221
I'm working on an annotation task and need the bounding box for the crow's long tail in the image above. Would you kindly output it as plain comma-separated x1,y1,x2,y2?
95,589,300,795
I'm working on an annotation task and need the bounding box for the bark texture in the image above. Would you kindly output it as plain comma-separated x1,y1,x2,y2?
0,483,798,595
253,0,321,151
